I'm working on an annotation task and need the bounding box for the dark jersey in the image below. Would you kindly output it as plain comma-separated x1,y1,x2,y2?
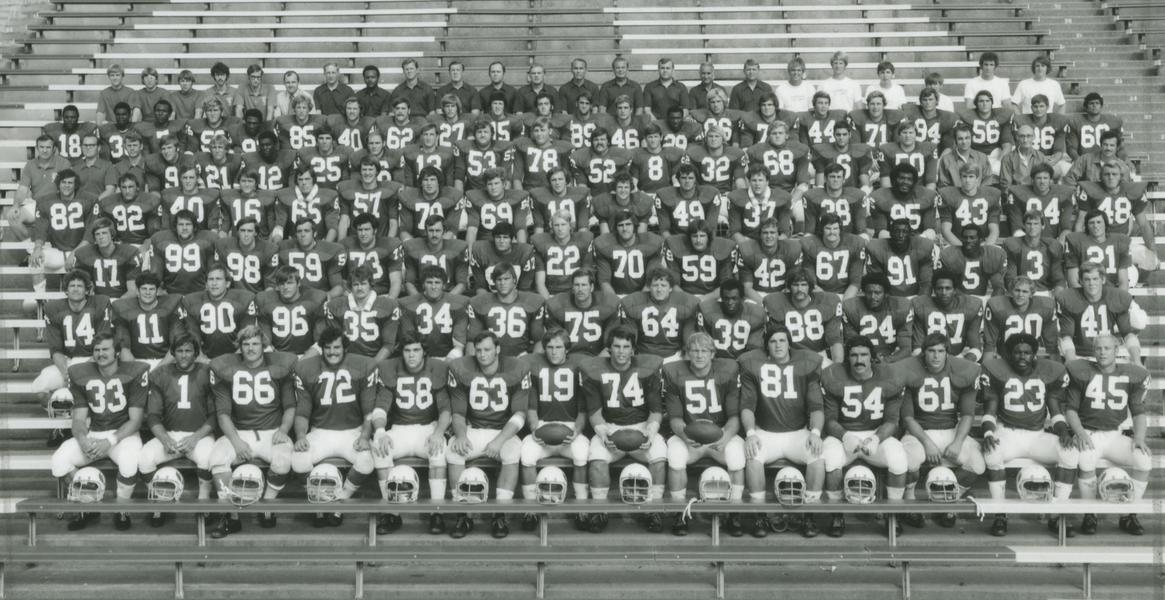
800,233,867,295
149,229,218,295
68,360,150,432
447,355,531,430
581,354,663,426
980,355,1068,431
739,350,824,433
397,293,471,358
111,294,184,360
983,295,1058,356
822,363,904,432
376,357,450,427
214,236,278,294
466,292,546,357
209,351,297,430
763,291,844,355
696,297,766,359
324,294,400,358
909,293,984,356
530,230,596,292
841,296,912,359
524,353,587,423
1055,287,1137,357
180,289,256,358
936,245,1008,297
592,232,665,295
293,354,377,430
253,288,329,354
663,359,740,427
618,290,700,358
541,291,621,356
44,296,112,358
864,238,935,298
737,238,802,295
663,234,738,296
1001,236,1065,293
73,243,141,298
147,362,214,433
1064,359,1149,431
895,355,980,430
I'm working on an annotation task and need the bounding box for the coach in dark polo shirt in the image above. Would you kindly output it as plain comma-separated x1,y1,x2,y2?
391,59,437,117
559,58,600,115
313,62,355,116
357,65,391,116
596,56,644,114
476,61,518,114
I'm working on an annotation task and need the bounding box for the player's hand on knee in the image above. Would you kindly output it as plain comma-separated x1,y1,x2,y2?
745,434,762,460
293,438,310,452
483,439,503,460
1075,432,1094,451
807,432,823,457
272,431,291,446
942,444,962,465
232,439,254,462
353,437,370,453
924,441,943,466
452,435,473,456
172,436,193,454
89,439,112,459
425,434,444,457
980,433,998,453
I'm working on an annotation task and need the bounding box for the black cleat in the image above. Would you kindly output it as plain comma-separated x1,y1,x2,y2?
990,515,1008,537
326,512,344,527
671,516,689,536
573,513,589,531
113,512,131,531
644,512,664,533
313,513,330,528
450,515,473,539
800,515,819,538
258,512,277,529
750,516,770,538
427,513,446,535
723,514,744,537
768,513,789,533
1119,514,1144,536
901,512,926,528
225,516,242,534
491,514,509,539
377,513,403,534
587,513,609,533
936,512,957,528
208,515,230,539
521,513,539,531
1048,516,1075,538
149,512,166,528
67,512,97,531
1080,513,1098,535
827,514,845,538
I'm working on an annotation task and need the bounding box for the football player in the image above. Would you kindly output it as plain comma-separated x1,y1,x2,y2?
737,92,798,148
1064,333,1152,536
240,131,295,192
663,333,745,536
864,218,935,299
582,326,667,532
1055,261,1144,365
821,336,908,537
291,327,379,527
466,265,545,357
29,169,97,274
1001,210,1065,295
186,98,235,154
528,167,593,235
219,172,281,240
1011,100,1072,182
867,163,939,239
1005,163,1075,240
327,97,375,152
396,166,463,241
51,331,148,530
398,265,470,360
445,331,531,538
454,118,515,192
689,88,742,146
1065,210,1131,290
339,213,404,297
402,219,469,296
324,264,400,363
145,135,198,192
841,273,912,363
684,125,747,194
181,263,256,359
513,118,575,191
799,213,866,299
592,211,665,297
724,166,793,245
737,217,802,302
936,224,1008,302
214,217,277,294
877,121,938,190
335,158,403,239
254,265,328,356
94,173,162,245
73,217,142,298
149,209,218,295
463,168,532,245
739,325,826,537
796,91,849,147
979,332,1078,536
744,121,811,208
274,95,326,151
662,219,737,298
346,130,403,186
959,90,1014,176
138,334,216,526
984,276,1059,359
1067,93,1123,159
273,216,347,297
618,267,700,362
541,269,620,356
468,222,537,294
179,142,230,217
810,121,874,191
849,90,902,146
655,163,722,236
937,163,1002,247
207,325,297,537
570,127,633,197
801,163,869,237
697,278,765,359
629,124,685,195
377,97,427,150
272,170,340,243
900,88,959,150
371,333,453,534
111,272,183,369
656,104,701,150
896,333,984,529
400,124,456,187
531,208,595,297
910,268,984,362
763,267,844,363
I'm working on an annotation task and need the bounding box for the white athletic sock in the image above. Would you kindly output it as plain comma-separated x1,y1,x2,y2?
1077,476,1097,500
886,486,905,500
116,481,134,500
1054,482,1073,501
572,483,588,500
335,480,359,500
988,480,1005,500
198,479,214,500
749,491,766,502
496,489,514,500
650,485,665,502
804,491,822,504
429,479,446,501
1132,479,1148,501
591,487,609,501
669,490,686,501
521,484,538,500
730,484,744,501
825,490,843,502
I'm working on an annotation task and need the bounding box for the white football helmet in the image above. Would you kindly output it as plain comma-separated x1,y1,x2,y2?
454,467,489,503
48,388,74,419
535,466,568,504
306,463,343,504
618,463,652,504
1097,467,1134,503
148,467,185,502
67,467,105,503
228,464,265,507
1016,464,1053,501
843,465,877,504
698,466,732,502
774,466,806,506
384,465,420,503
926,466,961,503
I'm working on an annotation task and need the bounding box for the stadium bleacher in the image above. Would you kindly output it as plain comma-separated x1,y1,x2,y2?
0,0,1162,598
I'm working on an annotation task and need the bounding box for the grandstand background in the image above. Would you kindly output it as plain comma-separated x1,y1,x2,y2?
0,0,1162,598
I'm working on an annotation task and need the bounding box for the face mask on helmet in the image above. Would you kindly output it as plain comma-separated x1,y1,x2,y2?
926,466,961,503
1097,467,1134,503
698,466,732,502
228,464,265,507
618,464,652,504
68,467,106,503
48,388,75,419
844,465,877,504
454,467,489,504
306,463,343,503
1016,464,1053,502
385,465,420,503
535,466,568,504
148,466,185,502
774,466,806,506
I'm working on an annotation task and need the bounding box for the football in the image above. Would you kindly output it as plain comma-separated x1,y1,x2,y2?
534,423,572,446
685,420,723,445
610,429,649,452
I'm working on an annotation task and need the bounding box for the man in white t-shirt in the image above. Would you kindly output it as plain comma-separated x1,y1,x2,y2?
963,52,1011,110
864,60,907,110
775,57,816,113
1011,56,1065,115
818,51,863,112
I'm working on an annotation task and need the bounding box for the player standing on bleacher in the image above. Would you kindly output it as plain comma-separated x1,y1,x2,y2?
110,272,183,369
180,263,256,360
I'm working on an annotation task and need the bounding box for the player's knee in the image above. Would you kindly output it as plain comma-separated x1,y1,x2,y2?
50,442,80,478
351,452,374,475
290,451,314,474
444,442,465,466
191,438,215,471
963,444,987,475
569,435,590,466
519,435,545,467
724,437,746,472
1077,449,1098,473
901,436,925,470
1057,446,1079,470
822,438,846,472
1130,448,1154,472
500,437,522,464
269,444,292,474
666,436,690,470
647,434,668,463
882,439,907,475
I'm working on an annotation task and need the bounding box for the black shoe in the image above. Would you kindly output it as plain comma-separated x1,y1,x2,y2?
573,513,589,531
208,515,230,539
1119,514,1144,536
521,513,539,531
902,512,926,528
1048,516,1075,538
377,514,403,534
113,512,131,531
671,516,689,536
768,513,789,533
990,515,1008,537
326,512,344,527
1081,513,1098,535
827,514,845,538
225,516,242,534
587,513,608,533
67,512,97,531
801,515,819,538
645,512,664,533
149,512,166,528
314,513,330,528
46,430,66,448
936,512,957,528
750,516,770,538
723,514,744,537
450,515,473,539
491,514,509,539
258,512,277,529
427,513,446,535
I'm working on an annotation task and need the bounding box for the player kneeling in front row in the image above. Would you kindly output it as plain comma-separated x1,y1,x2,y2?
739,325,826,538
1065,333,1152,535
822,335,908,538
207,325,298,538
897,333,985,530
979,332,1079,537
519,329,591,531
52,331,148,531
583,326,668,533
664,333,746,536
371,333,453,534
445,331,530,539
138,334,217,527
291,327,379,528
